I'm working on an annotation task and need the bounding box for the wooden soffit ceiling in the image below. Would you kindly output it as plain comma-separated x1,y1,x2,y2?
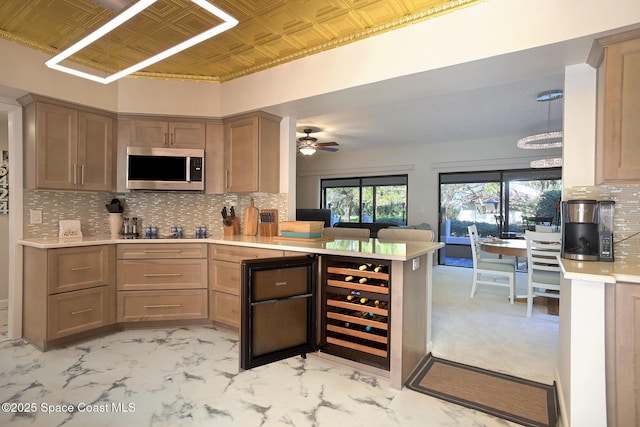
0,0,483,83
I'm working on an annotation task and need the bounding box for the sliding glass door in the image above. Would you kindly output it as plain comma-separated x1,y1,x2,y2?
438,168,561,266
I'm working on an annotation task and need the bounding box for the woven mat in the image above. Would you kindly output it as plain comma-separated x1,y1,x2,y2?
406,354,557,427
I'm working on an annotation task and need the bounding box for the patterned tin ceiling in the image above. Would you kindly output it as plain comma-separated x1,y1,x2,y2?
0,0,482,82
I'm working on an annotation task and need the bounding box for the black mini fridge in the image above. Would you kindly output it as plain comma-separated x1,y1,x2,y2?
240,255,317,369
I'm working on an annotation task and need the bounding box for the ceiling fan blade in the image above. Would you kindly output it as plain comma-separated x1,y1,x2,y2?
316,141,338,147
317,146,339,152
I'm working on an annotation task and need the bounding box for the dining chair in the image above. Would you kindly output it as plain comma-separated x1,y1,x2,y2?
525,230,562,318
377,228,434,242
468,225,516,303
323,227,370,239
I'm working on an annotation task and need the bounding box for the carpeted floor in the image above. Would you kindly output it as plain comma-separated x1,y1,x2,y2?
407,354,557,427
431,265,559,385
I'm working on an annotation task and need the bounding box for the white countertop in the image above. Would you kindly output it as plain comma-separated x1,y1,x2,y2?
18,234,444,262
560,258,640,284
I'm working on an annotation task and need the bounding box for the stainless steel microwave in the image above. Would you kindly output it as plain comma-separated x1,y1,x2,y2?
126,147,204,191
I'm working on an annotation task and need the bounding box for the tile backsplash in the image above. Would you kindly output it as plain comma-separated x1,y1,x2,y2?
565,184,640,264
23,190,288,239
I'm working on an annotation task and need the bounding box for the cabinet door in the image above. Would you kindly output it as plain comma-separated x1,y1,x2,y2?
48,286,110,340
607,282,640,427
130,120,170,147
48,246,111,294
35,102,78,189
77,111,114,191
224,115,259,192
598,36,640,183
169,122,205,148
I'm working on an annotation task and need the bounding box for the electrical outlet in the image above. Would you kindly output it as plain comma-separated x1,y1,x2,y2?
412,257,420,271
30,209,42,224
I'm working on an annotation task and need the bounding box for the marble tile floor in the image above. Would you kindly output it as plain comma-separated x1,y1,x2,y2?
0,306,7,342
0,265,558,427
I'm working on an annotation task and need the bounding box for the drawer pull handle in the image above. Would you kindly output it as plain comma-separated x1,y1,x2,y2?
144,304,182,309
71,308,93,315
143,273,182,277
71,266,92,271
275,281,287,286
143,250,182,254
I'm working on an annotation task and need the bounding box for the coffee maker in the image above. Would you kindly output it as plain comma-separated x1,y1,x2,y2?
561,199,615,262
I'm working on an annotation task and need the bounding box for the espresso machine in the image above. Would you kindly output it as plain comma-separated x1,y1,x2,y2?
561,199,615,262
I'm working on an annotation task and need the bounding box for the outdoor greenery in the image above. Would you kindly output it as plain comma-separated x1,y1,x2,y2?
326,185,407,224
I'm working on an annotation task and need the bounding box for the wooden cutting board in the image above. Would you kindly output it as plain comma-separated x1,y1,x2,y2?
243,197,259,235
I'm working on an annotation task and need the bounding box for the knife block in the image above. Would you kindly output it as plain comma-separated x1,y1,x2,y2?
259,209,278,237
223,217,240,236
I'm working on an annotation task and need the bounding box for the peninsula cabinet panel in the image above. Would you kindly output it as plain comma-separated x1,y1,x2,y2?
209,292,240,329
223,111,281,193
20,95,116,191
591,29,640,184
606,281,640,427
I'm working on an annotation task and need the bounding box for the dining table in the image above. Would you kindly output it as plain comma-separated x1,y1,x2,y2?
479,238,527,258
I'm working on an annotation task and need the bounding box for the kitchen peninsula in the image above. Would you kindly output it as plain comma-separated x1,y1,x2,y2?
19,234,443,390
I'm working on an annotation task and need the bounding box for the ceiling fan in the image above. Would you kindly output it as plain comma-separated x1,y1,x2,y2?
297,128,339,155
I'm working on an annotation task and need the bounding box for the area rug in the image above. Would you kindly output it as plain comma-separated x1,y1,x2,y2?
406,354,557,427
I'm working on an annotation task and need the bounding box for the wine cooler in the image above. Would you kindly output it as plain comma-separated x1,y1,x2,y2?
240,254,391,371
321,255,391,370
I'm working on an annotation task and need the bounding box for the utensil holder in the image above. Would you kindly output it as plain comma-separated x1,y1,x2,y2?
223,217,240,236
109,213,123,237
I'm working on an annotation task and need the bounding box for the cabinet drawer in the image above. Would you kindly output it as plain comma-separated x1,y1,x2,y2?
117,289,208,322
117,259,207,290
209,259,240,294
48,286,109,339
117,243,207,260
48,246,111,294
209,244,282,262
210,291,239,328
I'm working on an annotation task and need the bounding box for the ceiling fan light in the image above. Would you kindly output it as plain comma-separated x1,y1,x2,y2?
299,146,316,156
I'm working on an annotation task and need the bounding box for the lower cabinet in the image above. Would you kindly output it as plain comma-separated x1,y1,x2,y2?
117,243,208,322
606,281,640,427
209,244,284,328
23,245,116,350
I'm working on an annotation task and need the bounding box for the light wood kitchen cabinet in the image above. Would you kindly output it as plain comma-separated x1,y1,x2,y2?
589,28,640,184
209,244,284,328
117,243,208,322
23,245,116,350
20,94,115,191
127,118,205,149
223,111,281,193
605,281,640,427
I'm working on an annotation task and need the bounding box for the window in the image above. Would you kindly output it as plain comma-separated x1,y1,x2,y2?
438,168,561,266
321,175,408,225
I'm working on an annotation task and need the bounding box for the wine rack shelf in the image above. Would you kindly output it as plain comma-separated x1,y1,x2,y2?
322,256,391,370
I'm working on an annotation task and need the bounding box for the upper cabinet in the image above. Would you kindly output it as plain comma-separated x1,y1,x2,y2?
589,29,640,184
20,95,115,191
128,119,205,149
222,111,281,193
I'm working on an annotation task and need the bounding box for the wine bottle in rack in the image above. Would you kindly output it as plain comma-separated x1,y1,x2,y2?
345,275,354,282
358,277,368,284
359,297,369,305
374,300,388,309
358,263,373,271
373,265,385,273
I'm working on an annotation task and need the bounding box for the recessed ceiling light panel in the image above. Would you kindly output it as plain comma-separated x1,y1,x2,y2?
45,0,238,84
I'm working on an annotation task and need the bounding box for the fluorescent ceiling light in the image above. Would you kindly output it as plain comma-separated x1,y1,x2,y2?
45,0,238,84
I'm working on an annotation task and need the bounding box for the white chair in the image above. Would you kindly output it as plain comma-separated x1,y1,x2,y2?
525,230,562,318
468,225,516,303
376,228,434,242
323,227,370,239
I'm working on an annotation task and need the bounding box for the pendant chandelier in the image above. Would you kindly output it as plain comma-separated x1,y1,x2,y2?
517,90,564,149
